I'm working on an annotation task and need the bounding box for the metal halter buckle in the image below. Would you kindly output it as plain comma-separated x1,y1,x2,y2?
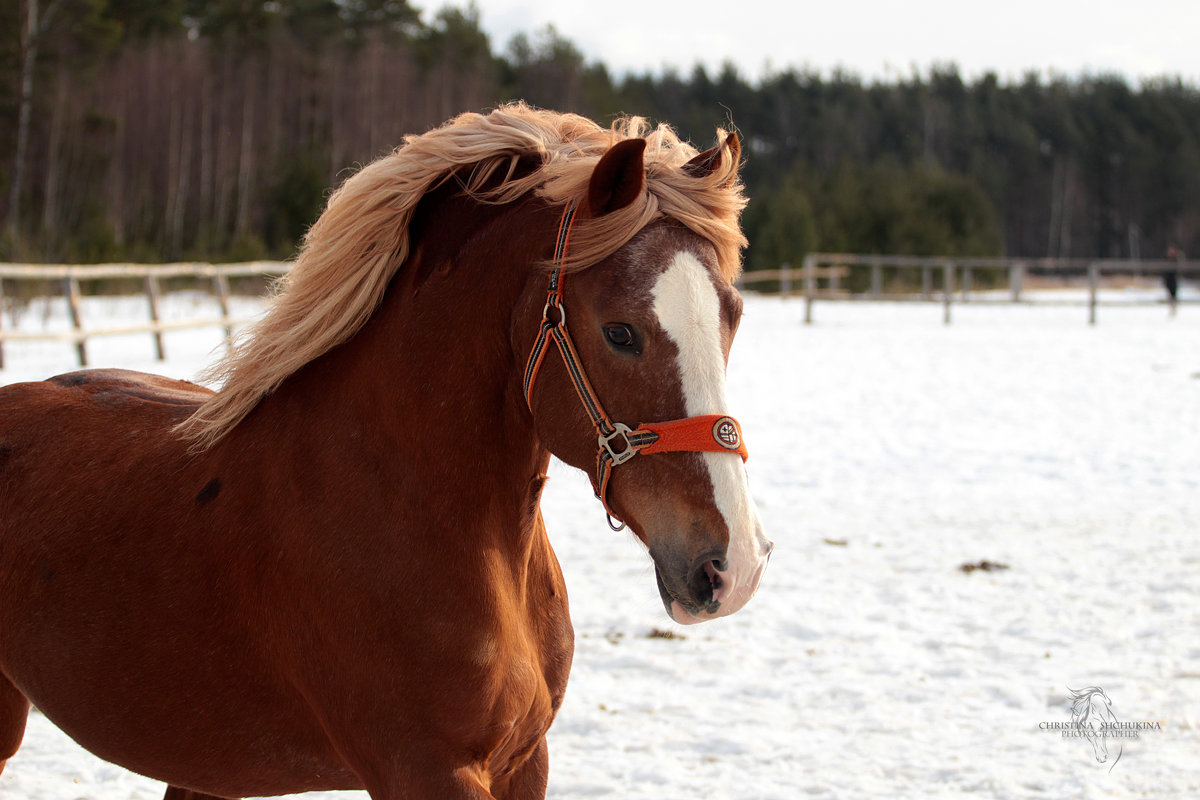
598,423,637,465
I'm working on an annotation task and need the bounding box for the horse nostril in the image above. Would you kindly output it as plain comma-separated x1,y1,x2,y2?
705,560,722,589
675,551,727,615
702,559,725,607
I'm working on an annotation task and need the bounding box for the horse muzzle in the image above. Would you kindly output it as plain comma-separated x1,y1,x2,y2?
651,535,773,625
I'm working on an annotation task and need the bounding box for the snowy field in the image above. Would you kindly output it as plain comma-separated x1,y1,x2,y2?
1,289,1198,799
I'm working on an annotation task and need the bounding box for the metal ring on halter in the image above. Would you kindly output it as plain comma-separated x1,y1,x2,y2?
541,299,565,327
598,423,637,466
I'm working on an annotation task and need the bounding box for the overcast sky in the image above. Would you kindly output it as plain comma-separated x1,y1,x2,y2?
462,0,1199,83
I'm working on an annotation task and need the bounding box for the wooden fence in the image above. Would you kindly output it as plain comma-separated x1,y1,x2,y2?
4,255,1196,370
0,261,290,368
740,255,1200,324
737,265,850,297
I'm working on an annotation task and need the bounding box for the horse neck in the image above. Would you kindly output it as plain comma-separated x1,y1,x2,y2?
238,194,556,552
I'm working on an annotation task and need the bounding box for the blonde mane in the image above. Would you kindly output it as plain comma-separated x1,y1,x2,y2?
177,102,747,449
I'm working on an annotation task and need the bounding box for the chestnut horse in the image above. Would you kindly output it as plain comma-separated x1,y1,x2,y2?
0,105,771,800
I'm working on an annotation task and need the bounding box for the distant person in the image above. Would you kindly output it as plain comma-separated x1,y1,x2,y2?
1165,244,1181,315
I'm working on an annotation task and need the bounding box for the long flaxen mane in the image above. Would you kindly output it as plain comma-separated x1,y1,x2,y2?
176,102,747,449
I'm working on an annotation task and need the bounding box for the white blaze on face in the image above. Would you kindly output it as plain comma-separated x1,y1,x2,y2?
651,251,770,622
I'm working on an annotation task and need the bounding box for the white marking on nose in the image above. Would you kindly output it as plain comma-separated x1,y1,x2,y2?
651,251,769,620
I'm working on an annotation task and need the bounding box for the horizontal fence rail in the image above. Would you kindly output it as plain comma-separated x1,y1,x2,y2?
736,255,1200,324
0,261,290,368
3,255,1195,370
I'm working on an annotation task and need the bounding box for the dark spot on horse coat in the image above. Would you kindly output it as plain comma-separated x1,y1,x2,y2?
0,443,12,471
36,557,56,584
195,478,222,507
48,372,90,388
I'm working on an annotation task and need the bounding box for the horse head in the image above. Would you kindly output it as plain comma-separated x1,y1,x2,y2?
516,134,772,624
1068,686,1120,764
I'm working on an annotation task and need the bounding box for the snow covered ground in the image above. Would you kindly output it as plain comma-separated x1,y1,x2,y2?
1,289,1198,799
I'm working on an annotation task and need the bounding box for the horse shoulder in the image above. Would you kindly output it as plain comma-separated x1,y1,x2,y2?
415,513,573,789
499,513,574,753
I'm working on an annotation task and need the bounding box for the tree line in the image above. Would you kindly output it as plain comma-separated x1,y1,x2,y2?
3,0,1198,268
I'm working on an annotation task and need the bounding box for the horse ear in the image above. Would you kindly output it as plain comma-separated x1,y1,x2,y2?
587,138,646,216
683,132,741,183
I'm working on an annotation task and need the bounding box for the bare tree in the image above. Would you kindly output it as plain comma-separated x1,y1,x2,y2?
8,0,62,246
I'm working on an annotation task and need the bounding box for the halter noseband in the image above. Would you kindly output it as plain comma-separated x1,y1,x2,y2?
522,202,749,530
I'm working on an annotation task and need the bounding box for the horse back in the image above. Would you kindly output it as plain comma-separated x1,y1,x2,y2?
1,366,208,429
0,368,210,509
39,368,210,407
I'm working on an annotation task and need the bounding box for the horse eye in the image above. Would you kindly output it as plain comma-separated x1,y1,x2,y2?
603,324,640,354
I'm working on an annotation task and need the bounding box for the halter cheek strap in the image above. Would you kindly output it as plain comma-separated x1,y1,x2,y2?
523,202,749,530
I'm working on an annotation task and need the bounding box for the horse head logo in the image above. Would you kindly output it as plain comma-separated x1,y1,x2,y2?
1067,686,1123,770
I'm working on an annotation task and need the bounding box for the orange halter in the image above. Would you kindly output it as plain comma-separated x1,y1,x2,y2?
523,202,749,530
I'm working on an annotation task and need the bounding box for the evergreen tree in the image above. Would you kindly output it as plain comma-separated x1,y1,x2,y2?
1,5,1197,263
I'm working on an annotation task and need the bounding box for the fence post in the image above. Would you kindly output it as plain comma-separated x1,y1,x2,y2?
144,274,165,360
1087,262,1099,325
65,275,88,367
213,271,234,344
780,262,791,299
870,259,882,297
1010,262,1025,302
922,266,933,299
961,266,972,300
802,254,817,324
943,261,954,325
